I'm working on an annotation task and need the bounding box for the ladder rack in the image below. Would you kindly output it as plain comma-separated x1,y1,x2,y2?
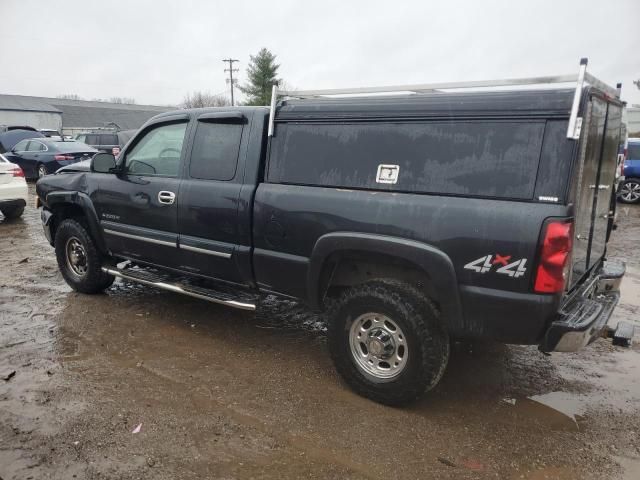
267,58,621,140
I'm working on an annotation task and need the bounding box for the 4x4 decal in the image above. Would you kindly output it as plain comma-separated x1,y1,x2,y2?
464,254,527,278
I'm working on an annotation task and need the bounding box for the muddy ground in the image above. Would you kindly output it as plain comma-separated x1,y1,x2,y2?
1,186,639,480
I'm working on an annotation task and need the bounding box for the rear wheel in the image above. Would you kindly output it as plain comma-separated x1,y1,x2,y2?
618,179,640,204
1,205,24,220
37,164,48,179
327,279,449,406
54,219,114,293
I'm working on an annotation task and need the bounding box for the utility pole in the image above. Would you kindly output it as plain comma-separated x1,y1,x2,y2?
223,58,239,106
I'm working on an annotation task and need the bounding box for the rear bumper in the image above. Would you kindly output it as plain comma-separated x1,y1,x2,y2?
0,198,26,209
0,181,28,206
539,261,624,352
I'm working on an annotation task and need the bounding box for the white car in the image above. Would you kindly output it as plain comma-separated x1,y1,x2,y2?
0,153,28,219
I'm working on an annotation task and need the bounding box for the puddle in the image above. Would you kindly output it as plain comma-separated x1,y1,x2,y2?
502,394,582,431
527,392,585,428
614,455,640,480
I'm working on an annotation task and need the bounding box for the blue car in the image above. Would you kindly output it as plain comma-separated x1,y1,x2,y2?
618,138,640,203
3,138,97,180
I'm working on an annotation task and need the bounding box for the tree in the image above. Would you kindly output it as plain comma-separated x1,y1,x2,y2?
56,94,83,100
239,48,280,106
109,97,136,104
634,79,640,90
181,91,231,109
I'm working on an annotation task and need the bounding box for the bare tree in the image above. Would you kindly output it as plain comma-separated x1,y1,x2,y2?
181,91,231,109
634,79,640,90
109,97,137,104
56,93,83,100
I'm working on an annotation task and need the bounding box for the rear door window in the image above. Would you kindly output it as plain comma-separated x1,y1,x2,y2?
268,121,546,199
188,122,242,181
27,141,45,151
628,143,640,160
100,134,118,145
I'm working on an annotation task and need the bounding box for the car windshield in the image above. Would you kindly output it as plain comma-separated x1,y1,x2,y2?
628,143,640,160
51,141,96,153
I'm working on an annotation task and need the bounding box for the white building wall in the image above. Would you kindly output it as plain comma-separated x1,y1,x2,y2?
627,107,640,137
0,110,62,131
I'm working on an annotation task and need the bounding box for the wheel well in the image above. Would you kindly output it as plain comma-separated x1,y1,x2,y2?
49,203,86,240
320,250,437,305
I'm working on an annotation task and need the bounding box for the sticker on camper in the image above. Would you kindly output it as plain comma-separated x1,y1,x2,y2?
464,254,527,278
376,164,399,184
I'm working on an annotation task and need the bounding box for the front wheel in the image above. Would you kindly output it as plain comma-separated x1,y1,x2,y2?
327,280,449,406
618,179,640,204
54,219,114,293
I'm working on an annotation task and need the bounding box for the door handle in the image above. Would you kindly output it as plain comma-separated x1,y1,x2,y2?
158,191,176,205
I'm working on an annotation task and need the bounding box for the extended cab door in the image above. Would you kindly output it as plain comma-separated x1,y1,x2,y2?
176,111,249,284
93,115,190,268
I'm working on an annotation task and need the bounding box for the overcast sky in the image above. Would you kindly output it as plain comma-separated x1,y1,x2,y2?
1,0,638,106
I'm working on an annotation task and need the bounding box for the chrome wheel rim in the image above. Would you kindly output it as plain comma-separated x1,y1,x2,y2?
620,182,640,202
65,237,88,277
38,166,47,178
349,313,408,380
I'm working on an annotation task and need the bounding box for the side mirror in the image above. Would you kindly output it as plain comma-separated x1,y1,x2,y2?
91,153,117,173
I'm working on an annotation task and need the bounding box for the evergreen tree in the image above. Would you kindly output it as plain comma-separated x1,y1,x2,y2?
239,48,280,106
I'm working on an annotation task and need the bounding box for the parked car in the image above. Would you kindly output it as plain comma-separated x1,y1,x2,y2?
39,129,62,139
35,60,632,405
0,153,28,220
4,138,97,179
618,138,640,203
0,129,45,154
74,131,133,156
0,125,38,133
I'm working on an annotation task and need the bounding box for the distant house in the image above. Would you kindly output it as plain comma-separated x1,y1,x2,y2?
627,106,640,137
0,94,170,135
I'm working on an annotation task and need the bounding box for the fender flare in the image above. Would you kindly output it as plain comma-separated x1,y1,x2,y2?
307,232,464,328
46,191,108,253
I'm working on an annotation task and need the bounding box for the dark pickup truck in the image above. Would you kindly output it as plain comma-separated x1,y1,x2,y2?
36,59,634,405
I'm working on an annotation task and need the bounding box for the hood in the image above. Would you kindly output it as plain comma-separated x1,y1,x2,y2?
0,129,45,153
55,159,92,174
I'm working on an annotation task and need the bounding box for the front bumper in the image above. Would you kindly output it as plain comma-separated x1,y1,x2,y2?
540,261,624,352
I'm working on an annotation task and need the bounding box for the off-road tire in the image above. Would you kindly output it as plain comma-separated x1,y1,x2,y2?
54,219,114,293
1,205,25,220
327,279,449,406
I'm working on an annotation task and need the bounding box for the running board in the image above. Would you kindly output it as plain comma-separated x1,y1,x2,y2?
102,266,257,311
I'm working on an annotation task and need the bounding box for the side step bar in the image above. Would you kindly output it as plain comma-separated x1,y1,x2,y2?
102,267,257,311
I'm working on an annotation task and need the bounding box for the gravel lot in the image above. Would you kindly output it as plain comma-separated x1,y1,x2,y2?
1,186,639,479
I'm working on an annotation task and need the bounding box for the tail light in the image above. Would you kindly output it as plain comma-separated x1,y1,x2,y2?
112,147,121,156
11,166,25,177
534,220,574,293
54,154,74,161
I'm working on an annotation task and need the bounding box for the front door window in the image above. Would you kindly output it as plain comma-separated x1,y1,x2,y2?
124,122,188,177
